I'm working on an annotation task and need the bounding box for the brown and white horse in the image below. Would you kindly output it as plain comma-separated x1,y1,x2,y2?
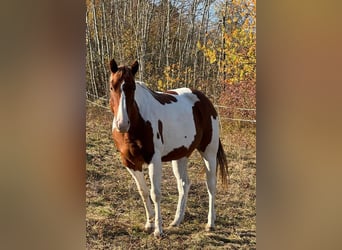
109,59,228,237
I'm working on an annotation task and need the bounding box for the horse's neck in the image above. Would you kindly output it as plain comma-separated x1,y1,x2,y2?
127,83,153,141
134,82,154,113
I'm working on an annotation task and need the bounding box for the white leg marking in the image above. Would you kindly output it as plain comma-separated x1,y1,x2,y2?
126,168,155,231
202,155,217,231
148,153,163,237
200,117,220,231
169,157,191,227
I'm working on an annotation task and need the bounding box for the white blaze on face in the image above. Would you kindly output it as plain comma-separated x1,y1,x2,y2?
112,82,130,132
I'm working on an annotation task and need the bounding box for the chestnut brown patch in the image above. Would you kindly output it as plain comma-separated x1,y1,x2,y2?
161,90,218,162
109,66,136,117
113,104,155,171
148,89,177,105
191,90,218,153
110,60,156,171
158,120,164,144
165,90,179,95
162,146,188,162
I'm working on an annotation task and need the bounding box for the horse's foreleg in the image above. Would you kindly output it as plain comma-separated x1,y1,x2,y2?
126,168,155,232
169,157,190,227
148,154,163,237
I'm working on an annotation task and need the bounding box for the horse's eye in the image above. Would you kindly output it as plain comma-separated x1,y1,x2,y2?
110,87,113,91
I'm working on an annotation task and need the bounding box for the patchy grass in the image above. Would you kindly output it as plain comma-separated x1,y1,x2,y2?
86,104,256,249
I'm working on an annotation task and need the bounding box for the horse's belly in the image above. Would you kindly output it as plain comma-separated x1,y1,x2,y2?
160,120,198,161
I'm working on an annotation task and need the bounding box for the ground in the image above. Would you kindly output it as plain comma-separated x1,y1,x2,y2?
86,104,256,249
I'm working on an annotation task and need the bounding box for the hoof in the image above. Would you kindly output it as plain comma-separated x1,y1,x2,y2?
205,225,215,232
144,226,154,234
168,221,179,228
169,216,184,228
167,224,177,230
144,222,154,233
153,231,164,238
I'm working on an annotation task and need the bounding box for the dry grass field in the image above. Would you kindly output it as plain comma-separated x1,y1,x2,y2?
86,104,256,249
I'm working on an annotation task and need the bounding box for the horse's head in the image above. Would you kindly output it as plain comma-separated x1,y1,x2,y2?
109,59,139,133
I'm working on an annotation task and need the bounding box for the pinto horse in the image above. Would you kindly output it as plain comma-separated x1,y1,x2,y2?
109,59,228,237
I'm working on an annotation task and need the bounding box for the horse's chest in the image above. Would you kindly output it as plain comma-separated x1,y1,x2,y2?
113,131,154,171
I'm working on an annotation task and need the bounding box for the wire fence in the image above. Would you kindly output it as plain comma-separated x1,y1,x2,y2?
86,93,256,124
86,99,111,111
215,105,256,123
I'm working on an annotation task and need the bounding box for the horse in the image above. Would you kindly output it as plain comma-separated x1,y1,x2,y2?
108,59,228,237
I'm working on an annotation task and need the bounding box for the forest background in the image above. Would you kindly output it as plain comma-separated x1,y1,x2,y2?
86,0,256,121
86,1,256,248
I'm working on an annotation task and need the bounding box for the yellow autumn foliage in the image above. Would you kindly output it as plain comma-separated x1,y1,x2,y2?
198,0,256,84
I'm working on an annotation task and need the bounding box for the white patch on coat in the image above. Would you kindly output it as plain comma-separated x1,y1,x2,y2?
112,117,116,131
134,82,199,157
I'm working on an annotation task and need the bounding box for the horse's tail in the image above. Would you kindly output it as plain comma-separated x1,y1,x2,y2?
217,139,229,187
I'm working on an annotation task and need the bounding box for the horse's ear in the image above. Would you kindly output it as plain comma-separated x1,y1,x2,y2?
110,59,118,73
131,61,139,75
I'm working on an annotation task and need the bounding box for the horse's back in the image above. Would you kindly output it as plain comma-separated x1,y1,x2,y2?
135,83,219,159
154,87,219,159
154,88,199,156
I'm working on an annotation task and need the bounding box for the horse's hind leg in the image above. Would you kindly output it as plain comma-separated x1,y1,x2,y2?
169,157,191,227
199,116,220,231
200,151,217,231
126,168,155,232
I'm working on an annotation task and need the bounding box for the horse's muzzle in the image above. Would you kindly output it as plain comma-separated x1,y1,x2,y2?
115,118,130,133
